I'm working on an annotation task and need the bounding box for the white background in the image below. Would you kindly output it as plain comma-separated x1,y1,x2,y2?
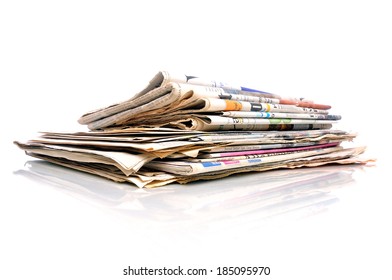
1,1,391,279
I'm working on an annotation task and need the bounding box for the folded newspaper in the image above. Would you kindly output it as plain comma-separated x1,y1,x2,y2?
15,71,373,188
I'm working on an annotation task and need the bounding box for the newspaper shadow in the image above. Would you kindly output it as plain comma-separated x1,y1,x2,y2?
14,160,364,230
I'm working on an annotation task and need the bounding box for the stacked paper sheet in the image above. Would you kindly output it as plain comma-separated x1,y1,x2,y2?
15,71,372,188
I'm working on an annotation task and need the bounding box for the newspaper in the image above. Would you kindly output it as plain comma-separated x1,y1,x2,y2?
78,72,334,130
15,142,155,176
221,111,341,120
23,129,356,152
122,70,283,100
167,115,335,131
14,71,374,187
16,145,372,188
14,128,373,188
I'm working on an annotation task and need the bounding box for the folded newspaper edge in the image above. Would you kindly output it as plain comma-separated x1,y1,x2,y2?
78,72,334,131
20,146,372,188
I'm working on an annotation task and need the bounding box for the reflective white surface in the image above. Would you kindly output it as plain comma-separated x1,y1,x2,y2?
2,143,390,280
1,1,391,279
13,161,365,227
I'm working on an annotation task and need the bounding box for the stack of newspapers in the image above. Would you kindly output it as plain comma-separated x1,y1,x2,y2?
15,71,371,188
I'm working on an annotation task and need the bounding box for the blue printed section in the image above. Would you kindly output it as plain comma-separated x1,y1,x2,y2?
248,159,262,163
258,112,270,118
241,86,271,94
201,162,222,168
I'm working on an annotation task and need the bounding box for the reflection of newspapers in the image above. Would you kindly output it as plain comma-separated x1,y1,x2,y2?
78,72,337,130
15,161,360,225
